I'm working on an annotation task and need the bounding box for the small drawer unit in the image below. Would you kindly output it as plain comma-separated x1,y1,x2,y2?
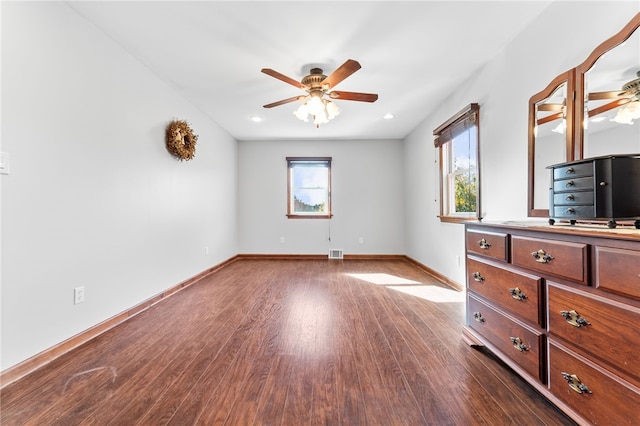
547,154,640,229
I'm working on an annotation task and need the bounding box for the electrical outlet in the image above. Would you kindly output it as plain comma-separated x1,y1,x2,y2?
358,237,364,244
205,246,209,256
280,237,285,244
74,286,85,304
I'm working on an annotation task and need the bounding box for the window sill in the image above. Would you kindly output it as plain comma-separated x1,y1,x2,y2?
438,215,480,224
287,214,333,219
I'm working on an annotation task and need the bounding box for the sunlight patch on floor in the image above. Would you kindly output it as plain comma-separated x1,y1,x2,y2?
347,273,421,285
387,285,465,303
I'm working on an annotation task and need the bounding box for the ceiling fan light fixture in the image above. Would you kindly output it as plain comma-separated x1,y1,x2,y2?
611,100,640,125
294,95,341,127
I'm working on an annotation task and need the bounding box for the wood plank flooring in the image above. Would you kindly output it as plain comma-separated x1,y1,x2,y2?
1,259,576,425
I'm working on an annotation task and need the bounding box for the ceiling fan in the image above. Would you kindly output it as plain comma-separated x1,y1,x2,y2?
261,59,378,126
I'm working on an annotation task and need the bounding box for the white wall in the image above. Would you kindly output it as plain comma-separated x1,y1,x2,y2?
1,2,238,370
403,2,640,286
238,139,405,255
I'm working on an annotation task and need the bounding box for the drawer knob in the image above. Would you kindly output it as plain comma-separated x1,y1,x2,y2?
566,194,575,201
561,372,592,394
478,239,491,249
566,207,576,215
473,312,485,323
560,310,591,328
509,337,529,352
565,167,575,175
531,249,554,263
509,287,527,301
472,272,485,282
565,180,575,187
599,181,607,187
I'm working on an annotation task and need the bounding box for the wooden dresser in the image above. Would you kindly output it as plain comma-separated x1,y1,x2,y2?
463,222,640,425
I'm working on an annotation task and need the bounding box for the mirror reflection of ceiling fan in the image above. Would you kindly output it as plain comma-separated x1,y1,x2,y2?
261,59,378,127
587,70,640,123
536,71,640,126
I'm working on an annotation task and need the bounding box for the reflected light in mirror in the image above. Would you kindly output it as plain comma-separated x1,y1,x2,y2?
552,119,566,134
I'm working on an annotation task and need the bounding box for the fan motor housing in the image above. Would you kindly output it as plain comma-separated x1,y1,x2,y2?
302,68,327,88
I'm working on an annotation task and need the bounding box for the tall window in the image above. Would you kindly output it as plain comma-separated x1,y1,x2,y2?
286,157,332,218
434,103,481,223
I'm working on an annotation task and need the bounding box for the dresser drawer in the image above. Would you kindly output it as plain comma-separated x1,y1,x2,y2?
512,236,588,284
553,176,594,193
548,282,640,385
466,229,508,261
553,162,593,180
467,294,544,382
595,246,640,301
553,191,594,206
548,339,640,425
467,257,542,326
552,205,595,219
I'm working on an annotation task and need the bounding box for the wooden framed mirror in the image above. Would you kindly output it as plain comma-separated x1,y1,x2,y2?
528,70,575,217
528,12,640,219
575,13,640,161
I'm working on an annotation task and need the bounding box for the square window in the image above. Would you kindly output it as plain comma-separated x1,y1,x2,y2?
286,157,332,218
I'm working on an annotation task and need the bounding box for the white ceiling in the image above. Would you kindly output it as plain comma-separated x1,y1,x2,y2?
67,1,554,141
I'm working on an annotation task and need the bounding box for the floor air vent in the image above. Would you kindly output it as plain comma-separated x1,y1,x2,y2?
328,249,344,259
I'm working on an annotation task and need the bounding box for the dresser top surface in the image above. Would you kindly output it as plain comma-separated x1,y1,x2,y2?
467,220,640,241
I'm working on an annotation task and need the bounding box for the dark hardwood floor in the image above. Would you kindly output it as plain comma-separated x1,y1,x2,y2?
1,259,575,425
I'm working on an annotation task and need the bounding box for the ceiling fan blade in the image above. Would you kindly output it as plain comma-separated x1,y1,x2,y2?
321,59,361,89
537,103,564,111
328,91,378,102
261,68,305,89
588,90,631,100
263,96,304,108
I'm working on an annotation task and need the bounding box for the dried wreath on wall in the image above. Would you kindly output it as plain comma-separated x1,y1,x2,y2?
166,119,198,161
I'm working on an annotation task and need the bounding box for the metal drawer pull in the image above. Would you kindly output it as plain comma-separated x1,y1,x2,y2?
531,249,554,263
565,167,575,174
566,194,575,201
565,180,575,187
561,372,592,394
560,310,591,327
599,181,607,187
472,272,485,282
478,239,491,249
473,312,485,323
510,337,529,352
566,207,576,214
509,287,527,301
